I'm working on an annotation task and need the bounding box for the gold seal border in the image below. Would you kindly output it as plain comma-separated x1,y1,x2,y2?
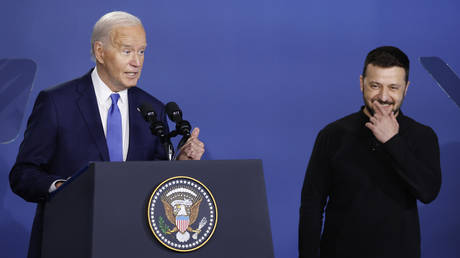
147,175,219,252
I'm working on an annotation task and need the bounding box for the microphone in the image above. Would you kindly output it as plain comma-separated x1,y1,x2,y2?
165,102,183,123
137,103,174,160
137,104,167,139
165,102,192,150
165,102,191,137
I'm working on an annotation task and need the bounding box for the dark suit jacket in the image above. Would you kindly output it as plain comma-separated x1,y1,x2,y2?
9,70,167,258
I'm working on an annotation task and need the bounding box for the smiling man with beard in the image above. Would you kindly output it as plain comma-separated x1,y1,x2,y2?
299,46,441,258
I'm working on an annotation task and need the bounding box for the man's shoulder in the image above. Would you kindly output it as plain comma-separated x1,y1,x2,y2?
128,86,165,110
42,70,92,97
400,113,437,137
321,111,363,135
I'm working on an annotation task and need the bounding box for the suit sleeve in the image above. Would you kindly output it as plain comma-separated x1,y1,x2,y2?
9,91,64,203
382,126,442,204
299,130,332,258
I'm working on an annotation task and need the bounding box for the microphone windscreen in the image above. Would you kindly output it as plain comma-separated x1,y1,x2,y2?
137,103,157,122
165,102,182,122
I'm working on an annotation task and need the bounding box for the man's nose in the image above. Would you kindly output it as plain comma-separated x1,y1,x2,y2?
130,53,142,67
377,87,390,102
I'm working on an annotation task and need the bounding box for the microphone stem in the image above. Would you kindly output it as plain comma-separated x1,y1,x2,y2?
164,140,175,161
177,135,190,151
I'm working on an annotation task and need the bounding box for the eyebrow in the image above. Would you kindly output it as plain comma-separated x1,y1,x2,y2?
120,44,147,49
369,81,402,87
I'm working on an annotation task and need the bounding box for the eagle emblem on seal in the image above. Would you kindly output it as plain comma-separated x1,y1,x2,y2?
147,176,217,252
161,185,207,242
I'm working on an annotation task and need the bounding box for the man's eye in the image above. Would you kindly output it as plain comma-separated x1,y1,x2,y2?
122,50,131,55
138,50,145,55
370,84,379,89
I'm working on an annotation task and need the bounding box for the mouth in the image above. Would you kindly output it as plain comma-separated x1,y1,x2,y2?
374,100,394,107
380,103,393,108
125,72,139,79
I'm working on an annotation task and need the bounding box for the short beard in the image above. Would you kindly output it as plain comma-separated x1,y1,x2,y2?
364,101,402,116
364,102,376,116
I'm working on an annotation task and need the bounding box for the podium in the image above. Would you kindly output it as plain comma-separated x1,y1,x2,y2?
41,160,274,258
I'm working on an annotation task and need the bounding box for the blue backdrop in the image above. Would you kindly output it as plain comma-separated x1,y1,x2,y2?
1,1,459,257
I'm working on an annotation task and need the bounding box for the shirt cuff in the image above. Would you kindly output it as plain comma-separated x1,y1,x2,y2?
49,179,67,193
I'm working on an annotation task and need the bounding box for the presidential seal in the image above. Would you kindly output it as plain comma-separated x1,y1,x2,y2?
147,176,218,252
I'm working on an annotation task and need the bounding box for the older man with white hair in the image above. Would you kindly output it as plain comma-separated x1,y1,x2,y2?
9,11,205,258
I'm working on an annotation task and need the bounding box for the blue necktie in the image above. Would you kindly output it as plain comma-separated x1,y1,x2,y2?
107,93,123,161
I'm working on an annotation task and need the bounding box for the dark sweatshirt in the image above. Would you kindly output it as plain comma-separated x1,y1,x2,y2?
299,108,441,258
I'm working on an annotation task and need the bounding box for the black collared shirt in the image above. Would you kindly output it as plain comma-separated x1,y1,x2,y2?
299,108,441,258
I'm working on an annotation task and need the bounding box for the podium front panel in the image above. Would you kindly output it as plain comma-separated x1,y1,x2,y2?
43,159,274,258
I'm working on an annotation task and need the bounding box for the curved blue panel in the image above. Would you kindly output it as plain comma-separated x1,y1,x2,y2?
0,59,37,144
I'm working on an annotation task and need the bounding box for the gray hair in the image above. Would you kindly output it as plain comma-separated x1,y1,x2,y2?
90,11,143,61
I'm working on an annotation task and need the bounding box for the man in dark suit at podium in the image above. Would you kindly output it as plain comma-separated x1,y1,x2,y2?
299,46,441,258
9,11,205,258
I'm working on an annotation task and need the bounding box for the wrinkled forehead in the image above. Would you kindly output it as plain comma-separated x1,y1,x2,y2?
109,24,146,47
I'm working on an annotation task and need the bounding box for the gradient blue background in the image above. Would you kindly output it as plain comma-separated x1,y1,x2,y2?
1,1,459,257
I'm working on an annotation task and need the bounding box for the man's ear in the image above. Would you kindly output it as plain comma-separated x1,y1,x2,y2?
404,81,410,96
360,75,364,93
94,41,105,64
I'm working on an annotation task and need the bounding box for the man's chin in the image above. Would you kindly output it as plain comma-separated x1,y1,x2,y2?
381,105,394,114
365,104,399,116
121,80,138,89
